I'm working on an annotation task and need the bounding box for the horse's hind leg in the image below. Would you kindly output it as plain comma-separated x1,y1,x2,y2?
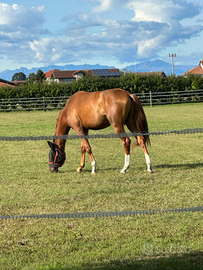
126,120,153,173
113,126,131,173
137,136,153,173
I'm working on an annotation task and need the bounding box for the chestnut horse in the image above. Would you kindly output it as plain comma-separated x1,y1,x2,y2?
48,88,153,174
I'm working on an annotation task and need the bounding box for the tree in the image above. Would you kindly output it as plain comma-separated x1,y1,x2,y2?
12,72,26,81
27,70,45,84
28,72,36,83
36,69,45,82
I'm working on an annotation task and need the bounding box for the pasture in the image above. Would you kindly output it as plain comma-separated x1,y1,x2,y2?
0,103,203,270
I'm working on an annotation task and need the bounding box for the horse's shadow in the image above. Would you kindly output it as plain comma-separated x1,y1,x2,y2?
154,162,202,170
58,162,202,174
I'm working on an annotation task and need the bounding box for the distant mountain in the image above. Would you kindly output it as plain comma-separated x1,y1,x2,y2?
0,64,115,81
124,59,196,75
0,60,196,81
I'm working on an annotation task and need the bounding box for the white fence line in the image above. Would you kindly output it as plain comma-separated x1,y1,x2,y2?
0,89,203,112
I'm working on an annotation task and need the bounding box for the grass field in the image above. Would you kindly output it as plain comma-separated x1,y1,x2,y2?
0,103,203,270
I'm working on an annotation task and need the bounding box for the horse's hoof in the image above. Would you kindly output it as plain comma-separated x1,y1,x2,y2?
147,169,154,174
77,168,82,173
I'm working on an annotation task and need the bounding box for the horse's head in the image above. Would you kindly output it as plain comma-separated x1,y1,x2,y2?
47,141,66,173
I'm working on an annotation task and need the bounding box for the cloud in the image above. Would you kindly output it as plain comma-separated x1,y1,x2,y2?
60,1,202,62
90,0,126,13
0,1,203,67
0,3,45,31
91,0,114,13
0,3,48,63
128,0,201,23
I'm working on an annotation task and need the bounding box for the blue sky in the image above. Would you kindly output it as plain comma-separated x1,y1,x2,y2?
0,0,203,71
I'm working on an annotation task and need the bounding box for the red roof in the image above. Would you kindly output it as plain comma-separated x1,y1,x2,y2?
0,79,15,87
181,60,203,75
73,70,94,76
45,69,60,78
51,70,77,79
45,68,121,80
134,71,166,76
109,68,120,73
12,81,26,85
0,82,15,87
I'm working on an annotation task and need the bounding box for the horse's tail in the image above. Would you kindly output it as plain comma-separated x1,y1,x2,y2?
129,94,151,147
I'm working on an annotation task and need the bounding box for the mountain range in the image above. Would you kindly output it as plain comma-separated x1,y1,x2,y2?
0,59,196,81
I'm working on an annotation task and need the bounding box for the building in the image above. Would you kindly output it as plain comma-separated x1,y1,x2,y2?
44,69,60,83
134,71,166,77
45,68,122,83
0,78,16,87
181,60,203,76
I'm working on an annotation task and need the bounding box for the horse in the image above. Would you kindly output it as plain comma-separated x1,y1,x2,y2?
48,88,153,174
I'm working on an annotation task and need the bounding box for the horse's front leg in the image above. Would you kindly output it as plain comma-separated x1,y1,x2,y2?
80,138,97,174
77,142,86,172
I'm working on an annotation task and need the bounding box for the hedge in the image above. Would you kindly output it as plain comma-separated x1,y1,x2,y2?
0,73,203,99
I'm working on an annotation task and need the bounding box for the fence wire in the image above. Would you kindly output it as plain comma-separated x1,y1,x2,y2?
1,127,202,221
0,89,203,111
1,206,203,220
0,127,203,141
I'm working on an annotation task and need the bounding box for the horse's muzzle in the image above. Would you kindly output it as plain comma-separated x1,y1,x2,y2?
49,166,59,173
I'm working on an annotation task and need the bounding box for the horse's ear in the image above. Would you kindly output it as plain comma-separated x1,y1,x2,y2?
47,141,57,151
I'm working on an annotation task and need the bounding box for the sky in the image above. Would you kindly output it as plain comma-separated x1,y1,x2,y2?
0,0,203,71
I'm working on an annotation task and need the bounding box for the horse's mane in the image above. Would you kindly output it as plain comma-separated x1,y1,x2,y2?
53,108,65,140
55,109,63,129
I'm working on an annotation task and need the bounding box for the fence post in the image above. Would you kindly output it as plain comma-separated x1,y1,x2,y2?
43,96,46,112
150,91,153,107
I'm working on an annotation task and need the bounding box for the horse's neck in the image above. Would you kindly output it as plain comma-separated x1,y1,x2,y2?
55,109,69,152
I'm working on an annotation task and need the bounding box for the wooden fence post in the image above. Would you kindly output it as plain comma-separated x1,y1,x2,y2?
43,96,46,111
150,91,153,107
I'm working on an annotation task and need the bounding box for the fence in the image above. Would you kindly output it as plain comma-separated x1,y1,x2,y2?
0,127,203,220
0,96,70,112
0,89,203,112
137,89,203,106
1,206,203,220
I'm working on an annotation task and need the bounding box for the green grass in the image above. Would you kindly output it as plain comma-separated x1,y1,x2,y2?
0,103,203,270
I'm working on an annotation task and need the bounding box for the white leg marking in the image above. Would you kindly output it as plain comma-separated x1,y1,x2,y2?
121,154,130,174
145,153,153,173
91,160,97,174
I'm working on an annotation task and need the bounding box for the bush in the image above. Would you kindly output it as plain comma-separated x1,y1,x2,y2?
0,74,202,100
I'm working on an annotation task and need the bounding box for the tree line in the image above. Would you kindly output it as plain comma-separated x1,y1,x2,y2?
12,70,45,83
1,71,203,99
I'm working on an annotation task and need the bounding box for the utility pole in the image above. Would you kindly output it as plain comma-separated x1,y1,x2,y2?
169,53,176,75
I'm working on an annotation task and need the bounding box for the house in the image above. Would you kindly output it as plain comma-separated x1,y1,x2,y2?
12,81,26,86
181,60,203,76
0,78,16,87
45,68,122,83
0,78,26,88
44,69,60,83
134,71,166,77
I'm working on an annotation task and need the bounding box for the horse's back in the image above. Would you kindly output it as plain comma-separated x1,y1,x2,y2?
67,88,130,109
64,89,132,130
